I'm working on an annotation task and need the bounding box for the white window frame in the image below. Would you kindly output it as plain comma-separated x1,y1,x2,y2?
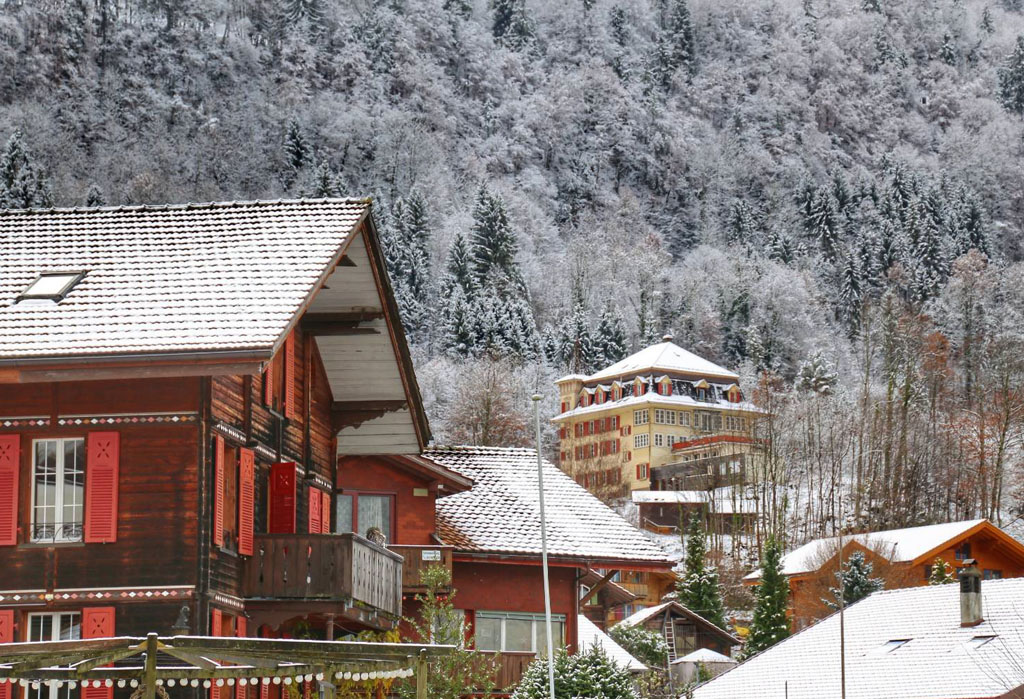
27,612,81,699
654,433,665,448
654,409,676,425
634,434,649,449
679,411,691,426
31,438,86,543
633,409,649,425
475,612,566,654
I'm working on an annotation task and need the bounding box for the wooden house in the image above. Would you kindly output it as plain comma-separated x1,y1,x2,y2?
743,519,1024,629
616,601,738,663
0,200,438,667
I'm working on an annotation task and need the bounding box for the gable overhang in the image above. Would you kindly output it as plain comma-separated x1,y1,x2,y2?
910,520,1024,569
303,211,431,455
380,455,473,493
450,551,673,573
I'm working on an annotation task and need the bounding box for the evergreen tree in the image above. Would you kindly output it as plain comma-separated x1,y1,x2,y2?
808,187,841,263
309,160,338,198
607,625,668,668
940,33,958,66
283,119,309,177
85,184,106,207
286,0,323,25
676,514,728,630
998,36,1024,117
444,233,477,298
652,0,695,88
928,557,955,585
825,551,884,610
593,306,628,367
766,228,795,264
557,302,597,374
745,538,790,657
492,0,533,49
512,648,638,699
0,131,52,209
981,6,995,34
839,255,863,336
727,200,757,247
471,187,522,292
796,352,838,395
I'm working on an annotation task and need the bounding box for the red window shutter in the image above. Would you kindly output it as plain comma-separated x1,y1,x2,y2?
213,436,225,548
284,331,296,419
308,487,321,534
268,463,296,534
0,436,19,547
81,606,116,699
238,448,255,556
0,607,13,699
263,362,274,407
320,490,331,534
84,433,119,544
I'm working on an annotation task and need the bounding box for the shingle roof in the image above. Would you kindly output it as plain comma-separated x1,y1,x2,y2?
586,341,738,382
693,578,1024,699
617,601,740,645
744,519,990,580
0,199,370,360
423,446,671,567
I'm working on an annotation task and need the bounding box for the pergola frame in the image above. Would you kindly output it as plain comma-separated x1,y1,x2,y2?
0,635,454,699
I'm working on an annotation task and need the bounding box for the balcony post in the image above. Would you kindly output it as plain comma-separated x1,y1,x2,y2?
415,649,428,699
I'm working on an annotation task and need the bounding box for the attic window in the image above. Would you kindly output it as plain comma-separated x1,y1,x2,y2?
19,272,86,302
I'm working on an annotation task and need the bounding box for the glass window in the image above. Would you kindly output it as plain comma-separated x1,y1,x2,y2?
634,434,649,449
475,616,502,651
634,410,649,425
28,613,81,699
335,495,354,533
534,620,566,657
357,495,391,541
32,439,84,543
505,618,533,652
21,272,85,301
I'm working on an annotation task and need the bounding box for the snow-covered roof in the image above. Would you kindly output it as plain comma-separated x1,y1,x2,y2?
693,578,1024,699
552,391,761,421
632,489,757,515
619,601,673,627
587,341,739,382
0,199,370,360
423,447,672,568
744,519,994,581
555,373,588,383
577,615,647,672
672,648,735,665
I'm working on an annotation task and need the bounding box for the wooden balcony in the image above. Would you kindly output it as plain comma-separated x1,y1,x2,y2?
389,544,454,594
482,651,537,693
242,533,403,617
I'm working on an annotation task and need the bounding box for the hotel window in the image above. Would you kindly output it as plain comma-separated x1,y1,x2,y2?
32,438,85,543
654,434,665,448
654,409,676,425
474,612,566,655
634,409,649,425
634,434,649,449
336,492,394,542
28,613,81,699
679,411,691,426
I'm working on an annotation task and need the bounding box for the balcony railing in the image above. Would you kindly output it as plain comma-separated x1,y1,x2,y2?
242,533,403,617
389,545,454,594
479,652,537,693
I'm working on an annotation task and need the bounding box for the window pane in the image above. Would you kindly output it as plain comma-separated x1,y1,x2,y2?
59,613,81,641
357,495,391,542
63,439,85,539
505,619,532,652
475,616,501,652
335,495,354,534
33,441,58,540
534,620,566,656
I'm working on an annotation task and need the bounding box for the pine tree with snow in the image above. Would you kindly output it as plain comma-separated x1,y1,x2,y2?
796,352,838,395
928,557,955,585
744,537,790,658
557,302,597,374
309,160,338,198
442,288,476,358
283,119,309,185
825,551,884,610
471,187,522,292
492,0,533,49
766,228,795,264
839,255,863,336
85,184,106,207
0,131,51,209
511,647,638,699
444,233,477,298
594,306,627,367
981,6,995,34
998,36,1024,117
676,513,728,630
940,33,958,66
808,187,841,263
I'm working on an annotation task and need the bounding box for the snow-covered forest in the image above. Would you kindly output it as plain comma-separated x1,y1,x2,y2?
3,0,1024,546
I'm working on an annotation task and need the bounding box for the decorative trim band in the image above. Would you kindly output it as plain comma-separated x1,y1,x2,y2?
0,417,50,429
213,421,247,444
0,586,194,605
209,591,246,611
57,413,198,427
305,472,332,490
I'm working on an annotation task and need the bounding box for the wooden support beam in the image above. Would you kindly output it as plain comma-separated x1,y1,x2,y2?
142,634,158,699
302,312,384,324
301,326,379,337
579,570,619,607
415,650,427,699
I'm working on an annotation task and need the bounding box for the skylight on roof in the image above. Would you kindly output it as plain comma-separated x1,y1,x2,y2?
967,635,997,649
19,272,86,302
868,639,911,656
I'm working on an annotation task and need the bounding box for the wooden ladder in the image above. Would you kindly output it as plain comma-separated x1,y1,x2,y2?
664,618,677,662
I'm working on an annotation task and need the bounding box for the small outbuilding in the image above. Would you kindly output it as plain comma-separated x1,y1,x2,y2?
670,647,736,685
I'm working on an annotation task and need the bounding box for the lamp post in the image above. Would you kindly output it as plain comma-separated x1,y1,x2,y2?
532,394,557,699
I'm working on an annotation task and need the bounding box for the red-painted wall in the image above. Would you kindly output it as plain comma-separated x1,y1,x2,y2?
452,561,580,650
336,455,438,545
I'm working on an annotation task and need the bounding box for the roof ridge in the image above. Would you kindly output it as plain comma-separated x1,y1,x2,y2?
0,197,373,217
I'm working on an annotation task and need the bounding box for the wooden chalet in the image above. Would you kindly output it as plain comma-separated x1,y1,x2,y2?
616,601,739,664
0,200,445,678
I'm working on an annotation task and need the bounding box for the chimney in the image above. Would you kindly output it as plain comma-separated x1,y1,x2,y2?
959,559,983,627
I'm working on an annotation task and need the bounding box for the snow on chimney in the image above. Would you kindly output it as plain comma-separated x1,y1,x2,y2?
959,559,983,627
